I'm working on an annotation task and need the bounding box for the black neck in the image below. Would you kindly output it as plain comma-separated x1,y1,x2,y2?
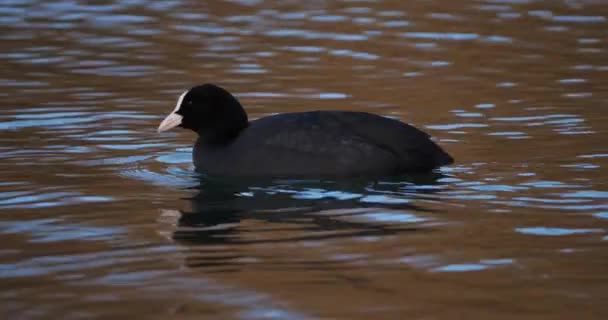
196,121,249,145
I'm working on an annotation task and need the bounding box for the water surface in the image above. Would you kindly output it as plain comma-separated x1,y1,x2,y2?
1,0,608,319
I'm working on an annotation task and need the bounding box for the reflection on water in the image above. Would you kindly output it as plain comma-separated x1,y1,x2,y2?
161,176,440,249
1,0,608,318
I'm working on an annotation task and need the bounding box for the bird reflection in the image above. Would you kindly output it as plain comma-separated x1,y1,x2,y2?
161,173,447,247
156,173,449,271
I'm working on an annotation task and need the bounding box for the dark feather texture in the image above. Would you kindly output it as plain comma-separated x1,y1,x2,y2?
163,84,453,177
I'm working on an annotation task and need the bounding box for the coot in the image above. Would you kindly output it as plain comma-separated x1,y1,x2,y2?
158,84,453,177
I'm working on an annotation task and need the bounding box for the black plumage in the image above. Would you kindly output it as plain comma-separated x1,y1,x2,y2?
158,84,453,177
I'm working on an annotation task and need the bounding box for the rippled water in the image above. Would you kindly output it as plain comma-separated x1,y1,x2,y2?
1,0,608,319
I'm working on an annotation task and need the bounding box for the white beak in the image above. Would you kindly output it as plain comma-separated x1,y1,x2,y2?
158,91,188,133
157,112,183,132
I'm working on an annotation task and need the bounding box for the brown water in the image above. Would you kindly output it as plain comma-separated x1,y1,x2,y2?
1,0,608,319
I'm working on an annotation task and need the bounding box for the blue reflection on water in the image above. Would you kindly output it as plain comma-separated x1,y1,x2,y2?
265,29,368,41
515,227,603,236
291,189,362,200
0,218,123,243
359,212,425,223
433,263,488,272
562,190,608,199
403,32,479,40
552,16,606,23
0,190,113,209
360,195,409,204
593,212,608,219
432,258,514,272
